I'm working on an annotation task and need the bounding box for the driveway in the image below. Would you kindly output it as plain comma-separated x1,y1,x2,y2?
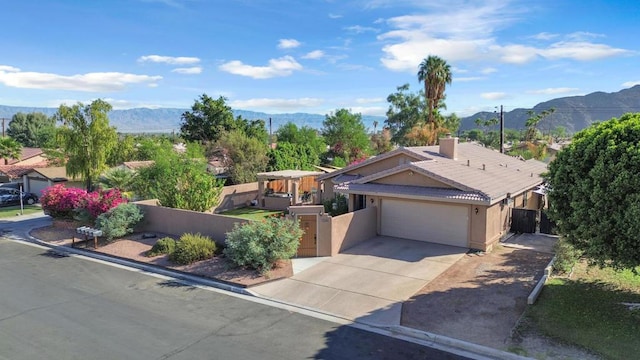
250,236,467,325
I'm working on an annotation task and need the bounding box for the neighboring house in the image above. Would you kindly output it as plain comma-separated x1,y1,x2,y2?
6,147,48,166
316,136,547,251
24,167,84,196
120,161,155,171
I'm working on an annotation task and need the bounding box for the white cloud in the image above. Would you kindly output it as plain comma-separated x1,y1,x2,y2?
344,25,379,34
530,32,558,41
138,55,200,65
527,87,579,95
0,68,162,92
480,67,497,74
622,80,640,87
377,2,632,71
481,92,507,100
355,97,384,104
328,13,342,19
171,66,202,74
219,56,302,79
456,76,485,82
47,97,163,109
277,39,301,49
0,65,20,72
302,50,325,59
229,97,323,110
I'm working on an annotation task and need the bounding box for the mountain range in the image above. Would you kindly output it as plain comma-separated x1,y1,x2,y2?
0,85,638,134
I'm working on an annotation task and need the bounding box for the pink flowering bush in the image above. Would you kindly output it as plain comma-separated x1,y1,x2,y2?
41,185,128,221
41,184,87,219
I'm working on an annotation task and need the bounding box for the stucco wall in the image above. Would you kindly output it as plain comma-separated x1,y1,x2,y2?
214,182,259,212
485,202,509,248
136,202,249,243
372,170,453,188
330,206,377,256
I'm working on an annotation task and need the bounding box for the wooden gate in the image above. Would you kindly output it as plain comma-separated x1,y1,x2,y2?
510,208,537,233
297,215,317,257
539,211,556,235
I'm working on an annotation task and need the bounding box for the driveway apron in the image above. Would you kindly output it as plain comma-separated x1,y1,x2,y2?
250,236,466,326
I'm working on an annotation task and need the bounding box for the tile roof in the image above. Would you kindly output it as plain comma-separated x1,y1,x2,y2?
6,147,45,165
335,183,489,204
256,170,324,180
0,165,37,179
327,142,547,205
29,167,80,181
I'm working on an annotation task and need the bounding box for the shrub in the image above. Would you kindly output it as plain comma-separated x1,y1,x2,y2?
95,203,144,241
40,184,87,219
147,237,176,257
224,217,303,274
323,194,348,216
553,237,581,274
170,233,217,265
75,188,128,222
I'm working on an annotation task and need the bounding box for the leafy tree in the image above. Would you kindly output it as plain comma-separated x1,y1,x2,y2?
7,112,57,148
0,136,22,165
371,128,393,155
134,143,224,211
442,113,461,135
322,109,370,163
54,100,118,191
180,94,236,143
107,134,137,165
546,113,640,270
404,122,448,146
551,125,568,142
417,55,452,125
217,129,269,184
275,122,326,155
385,84,426,145
268,142,320,171
134,136,175,161
99,167,137,195
525,108,556,142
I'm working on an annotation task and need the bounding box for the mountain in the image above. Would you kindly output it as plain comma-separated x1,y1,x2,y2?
0,105,385,134
460,85,640,133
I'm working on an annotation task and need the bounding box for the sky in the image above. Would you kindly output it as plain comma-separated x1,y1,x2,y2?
1,0,638,117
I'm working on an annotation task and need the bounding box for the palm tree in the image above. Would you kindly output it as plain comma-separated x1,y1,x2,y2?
417,56,452,126
0,136,23,165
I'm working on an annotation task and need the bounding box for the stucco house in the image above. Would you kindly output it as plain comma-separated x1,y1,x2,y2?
316,136,547,251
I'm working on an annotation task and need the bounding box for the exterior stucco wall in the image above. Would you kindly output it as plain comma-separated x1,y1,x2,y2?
372,171,453,188
468,204,487,250
135,202,249,243
317,214,332,256
214,182,259,212
485,202,510,249
330,206,377,256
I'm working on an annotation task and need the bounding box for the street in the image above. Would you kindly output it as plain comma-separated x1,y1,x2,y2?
0,232,470,360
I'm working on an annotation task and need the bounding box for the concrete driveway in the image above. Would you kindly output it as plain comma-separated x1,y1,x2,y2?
250,236,466,326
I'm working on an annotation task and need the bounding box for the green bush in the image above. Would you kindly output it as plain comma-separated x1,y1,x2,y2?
323,194,348,216
147,237,176,257
553,237,580,274
95,203,144,241
169,233,217,265
224,217,303,274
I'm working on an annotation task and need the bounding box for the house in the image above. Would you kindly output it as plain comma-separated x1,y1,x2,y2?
24,167,84,195
316,136,547,251
5,147,48,166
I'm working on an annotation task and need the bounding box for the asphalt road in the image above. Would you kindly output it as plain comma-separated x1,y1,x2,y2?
0,235,470,360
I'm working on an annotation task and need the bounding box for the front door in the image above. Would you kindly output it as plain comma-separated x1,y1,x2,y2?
297,215,317,257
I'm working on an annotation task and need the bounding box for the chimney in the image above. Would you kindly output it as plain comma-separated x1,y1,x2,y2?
439,134,458,160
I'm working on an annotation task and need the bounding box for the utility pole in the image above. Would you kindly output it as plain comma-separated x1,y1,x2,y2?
0,118,7,137
499,105,504,154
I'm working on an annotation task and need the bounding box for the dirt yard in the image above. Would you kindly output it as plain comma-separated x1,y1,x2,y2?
30,225,292,287
402,244,601,359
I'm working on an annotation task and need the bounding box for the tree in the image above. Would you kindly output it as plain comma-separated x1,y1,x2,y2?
180,94,238,143
525,108,556,142
275,122,326,156
546,113,640,270
217,129,269,184
371,128,393,155
404,122,448,146
384,84,426,145
0,136,22,165
99,167,137,194
7,112,57,148
442,113,461,135
107,134,137,166
54,100,118,191
134,143,224,211
322,109,370,163
417,56,452,125
268,142,320,171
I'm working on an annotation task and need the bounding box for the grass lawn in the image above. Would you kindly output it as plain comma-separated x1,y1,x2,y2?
219,207,284,221
0,205,43,218
524,260,640,360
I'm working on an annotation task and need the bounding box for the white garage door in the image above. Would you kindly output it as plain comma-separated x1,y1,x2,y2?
28,179,51,198
381,198,469,247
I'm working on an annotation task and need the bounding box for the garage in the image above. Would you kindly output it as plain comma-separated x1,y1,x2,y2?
380,198,469,247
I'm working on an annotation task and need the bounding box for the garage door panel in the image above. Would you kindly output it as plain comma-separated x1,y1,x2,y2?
381,199,468,247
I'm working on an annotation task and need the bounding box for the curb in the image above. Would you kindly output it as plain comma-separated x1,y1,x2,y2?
21,225,532,360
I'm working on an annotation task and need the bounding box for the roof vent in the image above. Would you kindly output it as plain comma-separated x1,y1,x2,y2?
467,159,470,167
482,164,486,170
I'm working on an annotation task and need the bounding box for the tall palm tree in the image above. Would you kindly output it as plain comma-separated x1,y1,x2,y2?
0,136,23,165
417,56,452,125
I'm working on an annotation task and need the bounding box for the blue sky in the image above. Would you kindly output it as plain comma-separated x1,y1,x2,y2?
1,0,638,117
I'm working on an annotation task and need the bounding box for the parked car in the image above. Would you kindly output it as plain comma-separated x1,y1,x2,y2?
0,182,23,190
0,188,39,206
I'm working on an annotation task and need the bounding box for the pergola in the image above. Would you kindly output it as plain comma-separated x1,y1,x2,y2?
256,170,324,209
